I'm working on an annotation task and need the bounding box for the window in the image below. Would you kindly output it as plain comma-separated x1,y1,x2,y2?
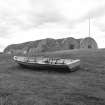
88,45,92,48
69,44,74,49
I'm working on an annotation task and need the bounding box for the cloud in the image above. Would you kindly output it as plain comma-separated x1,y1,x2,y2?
28,0,67,27
94,15,105,32
1,0,105,35
96,23,105,32
28,9,65,27
84,4,105,19
70,4,105,26
0,0,32,37
0,0,67,38
0,0,105,50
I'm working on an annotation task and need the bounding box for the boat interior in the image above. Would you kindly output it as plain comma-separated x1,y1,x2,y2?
14,56,75,65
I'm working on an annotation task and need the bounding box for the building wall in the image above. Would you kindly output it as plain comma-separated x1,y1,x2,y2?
4,37,98,55
80,37,98,49
61,37,80,50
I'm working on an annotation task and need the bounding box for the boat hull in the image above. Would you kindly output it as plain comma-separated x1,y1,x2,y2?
13,56,80,71
16,60,69,69
15,60,80,71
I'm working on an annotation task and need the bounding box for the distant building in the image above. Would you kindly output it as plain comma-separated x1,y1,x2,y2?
4,37,98,55
80,37,98,49
61,37,80,50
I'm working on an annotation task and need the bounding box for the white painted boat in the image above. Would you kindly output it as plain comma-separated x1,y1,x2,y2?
13,56,80,71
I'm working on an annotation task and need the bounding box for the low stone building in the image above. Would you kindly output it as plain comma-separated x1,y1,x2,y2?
4,37,98,55
80,37,98,49
61,37,80,50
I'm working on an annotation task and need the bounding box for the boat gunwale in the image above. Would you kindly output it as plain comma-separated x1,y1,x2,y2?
13,56,80,65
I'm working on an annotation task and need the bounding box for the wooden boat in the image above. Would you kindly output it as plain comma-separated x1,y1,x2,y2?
13,56,80,71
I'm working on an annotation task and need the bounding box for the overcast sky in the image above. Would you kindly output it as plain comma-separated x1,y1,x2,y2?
0,0,105,51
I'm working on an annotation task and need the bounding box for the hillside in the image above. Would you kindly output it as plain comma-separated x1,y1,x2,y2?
0,49,105,105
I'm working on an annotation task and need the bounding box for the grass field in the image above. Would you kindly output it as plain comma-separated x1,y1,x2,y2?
0,49,105,105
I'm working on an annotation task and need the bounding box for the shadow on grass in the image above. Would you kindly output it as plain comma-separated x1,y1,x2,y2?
9,64,80,74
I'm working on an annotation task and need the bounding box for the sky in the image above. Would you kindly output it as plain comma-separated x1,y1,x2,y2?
0,0,105,51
